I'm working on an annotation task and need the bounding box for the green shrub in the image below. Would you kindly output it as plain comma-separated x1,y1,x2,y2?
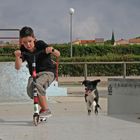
1,44,140,76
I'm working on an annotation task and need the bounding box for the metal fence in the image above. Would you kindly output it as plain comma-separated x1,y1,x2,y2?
59,61,140,80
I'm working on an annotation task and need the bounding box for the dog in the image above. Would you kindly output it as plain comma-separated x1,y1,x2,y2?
82,79,101,115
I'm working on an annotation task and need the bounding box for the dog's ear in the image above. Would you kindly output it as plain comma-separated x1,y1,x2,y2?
82,80,85,85
82,80,89,86
97,79,101,83
92,79,101,83
83,80,95,87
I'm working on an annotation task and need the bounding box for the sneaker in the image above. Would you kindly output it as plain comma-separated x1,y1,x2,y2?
39,108,45,114
39,109,52,118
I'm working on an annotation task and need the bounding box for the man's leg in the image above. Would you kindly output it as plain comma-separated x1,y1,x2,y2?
38,95,48,110
36,72,54,117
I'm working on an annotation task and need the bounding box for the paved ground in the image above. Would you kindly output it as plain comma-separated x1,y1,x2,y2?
0,96,140,140
1,76,140,140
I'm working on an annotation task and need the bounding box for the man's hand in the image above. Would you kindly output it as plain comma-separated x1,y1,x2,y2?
45,47,54,54
45,46,60,57
14,50,22,70
14,50,21,58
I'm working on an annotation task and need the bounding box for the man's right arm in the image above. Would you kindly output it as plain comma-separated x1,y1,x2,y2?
14,50,22,70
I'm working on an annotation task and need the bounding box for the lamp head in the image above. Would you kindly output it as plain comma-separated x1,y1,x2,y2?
69,8,75,15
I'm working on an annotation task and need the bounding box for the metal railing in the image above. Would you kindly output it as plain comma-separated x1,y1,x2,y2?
59,61,140,80
0,28,19,42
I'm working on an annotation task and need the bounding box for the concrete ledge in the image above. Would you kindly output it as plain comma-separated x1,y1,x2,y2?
108,78,140,114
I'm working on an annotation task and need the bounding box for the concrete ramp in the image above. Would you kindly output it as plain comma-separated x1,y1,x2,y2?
0,62,29,100
46,80,67,96
0,62,67,102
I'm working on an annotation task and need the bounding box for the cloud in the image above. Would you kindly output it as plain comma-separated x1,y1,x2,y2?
0,0,140,43
74,17,99,39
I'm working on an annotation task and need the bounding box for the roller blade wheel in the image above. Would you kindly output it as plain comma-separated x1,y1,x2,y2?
33,114,39,126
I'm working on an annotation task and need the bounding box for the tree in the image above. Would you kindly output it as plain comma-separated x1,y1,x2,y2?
111,30,115,45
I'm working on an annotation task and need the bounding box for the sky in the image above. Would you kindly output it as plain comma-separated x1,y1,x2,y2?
0,0,140,44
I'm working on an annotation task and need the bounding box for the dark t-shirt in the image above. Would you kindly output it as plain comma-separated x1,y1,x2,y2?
20,40,56,76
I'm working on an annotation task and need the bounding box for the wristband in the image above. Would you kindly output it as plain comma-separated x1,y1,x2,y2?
52,48,55,53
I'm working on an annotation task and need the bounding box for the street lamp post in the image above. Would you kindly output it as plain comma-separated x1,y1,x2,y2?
69,8,75,57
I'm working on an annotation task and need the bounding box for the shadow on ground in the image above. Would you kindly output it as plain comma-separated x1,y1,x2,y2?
108,114,140,124
0,118,33,127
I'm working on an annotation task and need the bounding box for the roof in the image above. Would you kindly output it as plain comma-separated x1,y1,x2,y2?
129,37,140,43
73,39,95,45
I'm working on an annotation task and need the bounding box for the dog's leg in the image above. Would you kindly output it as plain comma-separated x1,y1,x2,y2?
94,89,101,114
84,94,88,102
86,95,93,115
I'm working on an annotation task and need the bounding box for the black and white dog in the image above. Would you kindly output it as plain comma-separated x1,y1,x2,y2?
82,79,101,115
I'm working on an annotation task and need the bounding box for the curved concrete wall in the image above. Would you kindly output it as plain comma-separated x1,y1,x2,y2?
0,62,30,101
0,62,67,102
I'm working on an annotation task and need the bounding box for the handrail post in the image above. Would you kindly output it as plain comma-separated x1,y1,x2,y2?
84,63,87,80
123,62,126,79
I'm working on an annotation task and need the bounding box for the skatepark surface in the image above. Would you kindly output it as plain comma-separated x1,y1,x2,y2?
0,96,140,140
